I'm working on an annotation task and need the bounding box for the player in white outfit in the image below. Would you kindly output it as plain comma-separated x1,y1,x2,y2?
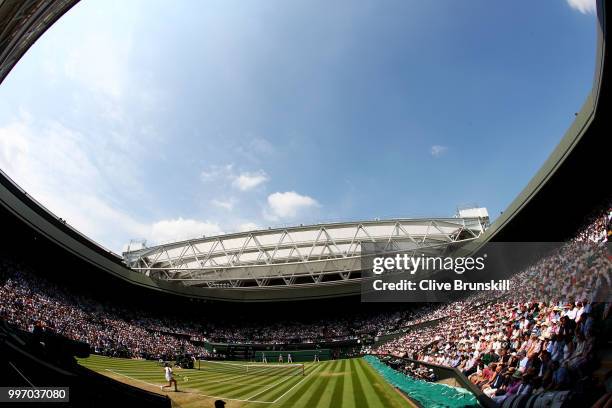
161,363,178,392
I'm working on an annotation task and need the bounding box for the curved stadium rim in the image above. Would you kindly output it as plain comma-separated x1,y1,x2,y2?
0,0,609,301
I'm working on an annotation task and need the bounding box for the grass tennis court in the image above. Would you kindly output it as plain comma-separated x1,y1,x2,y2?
79,354,415,408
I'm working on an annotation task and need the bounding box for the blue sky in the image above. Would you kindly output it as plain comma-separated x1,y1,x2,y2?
0,0,597,252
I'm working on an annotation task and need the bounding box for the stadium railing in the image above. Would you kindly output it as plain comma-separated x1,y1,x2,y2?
364,355,482,408
397,357,496,408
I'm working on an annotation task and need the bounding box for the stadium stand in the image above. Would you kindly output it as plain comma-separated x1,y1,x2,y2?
0,319,171,407
0,203,609,407
0,0,610,406
0,255,425,358
368,206,611,407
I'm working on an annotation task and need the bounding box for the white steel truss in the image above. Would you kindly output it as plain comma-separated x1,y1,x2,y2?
123,216,488,288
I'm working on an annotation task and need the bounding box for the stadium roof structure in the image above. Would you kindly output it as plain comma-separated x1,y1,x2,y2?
123,216,489,289
0,0,609,301
0,0,79,85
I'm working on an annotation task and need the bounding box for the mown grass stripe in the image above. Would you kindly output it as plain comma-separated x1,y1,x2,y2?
355,359,385,407
299,360,338,407
180,376,274,390
103,368,265,392
100,362,285,401
246,372,307,402
329,359,347,407
183,373,244,385
241,373,303,402
341,359,356,408
180,371,276,388
192,369,261,382
199,379,270,398
312,359,345,407
273,361,330,407
80,356,415,407
357,358,402,408
197,370,285,396
106,369,260,404
225,376,288,400
106,366,266,386
290,366,331,408
350,359,369,408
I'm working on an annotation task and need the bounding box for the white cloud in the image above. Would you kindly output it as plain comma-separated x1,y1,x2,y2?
566,0,596,14
232,171,269,191
39,8,165,125
266,191,319,219
430,145,448,158
0,117,227,252
211,198,236,210
0,118,149,251
201,165,269,191
149,218,222,243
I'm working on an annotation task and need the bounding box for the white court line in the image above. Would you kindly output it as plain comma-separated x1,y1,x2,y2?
179,370,275,386
196,362,289,384
179,376,274,387
245,372,298,401
107,367,257,385
106,369,161,388
106,369,275,404
270,362,327,403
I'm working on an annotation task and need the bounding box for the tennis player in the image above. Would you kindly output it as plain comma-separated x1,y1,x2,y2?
161,363,178,392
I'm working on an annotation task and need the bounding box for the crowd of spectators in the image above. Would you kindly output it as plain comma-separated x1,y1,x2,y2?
0,257,429,357
1,255,451,353
0,260,209,360
0,204,609,406
369,206,611,404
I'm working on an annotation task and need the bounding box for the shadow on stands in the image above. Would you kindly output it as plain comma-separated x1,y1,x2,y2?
0,320,171,408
